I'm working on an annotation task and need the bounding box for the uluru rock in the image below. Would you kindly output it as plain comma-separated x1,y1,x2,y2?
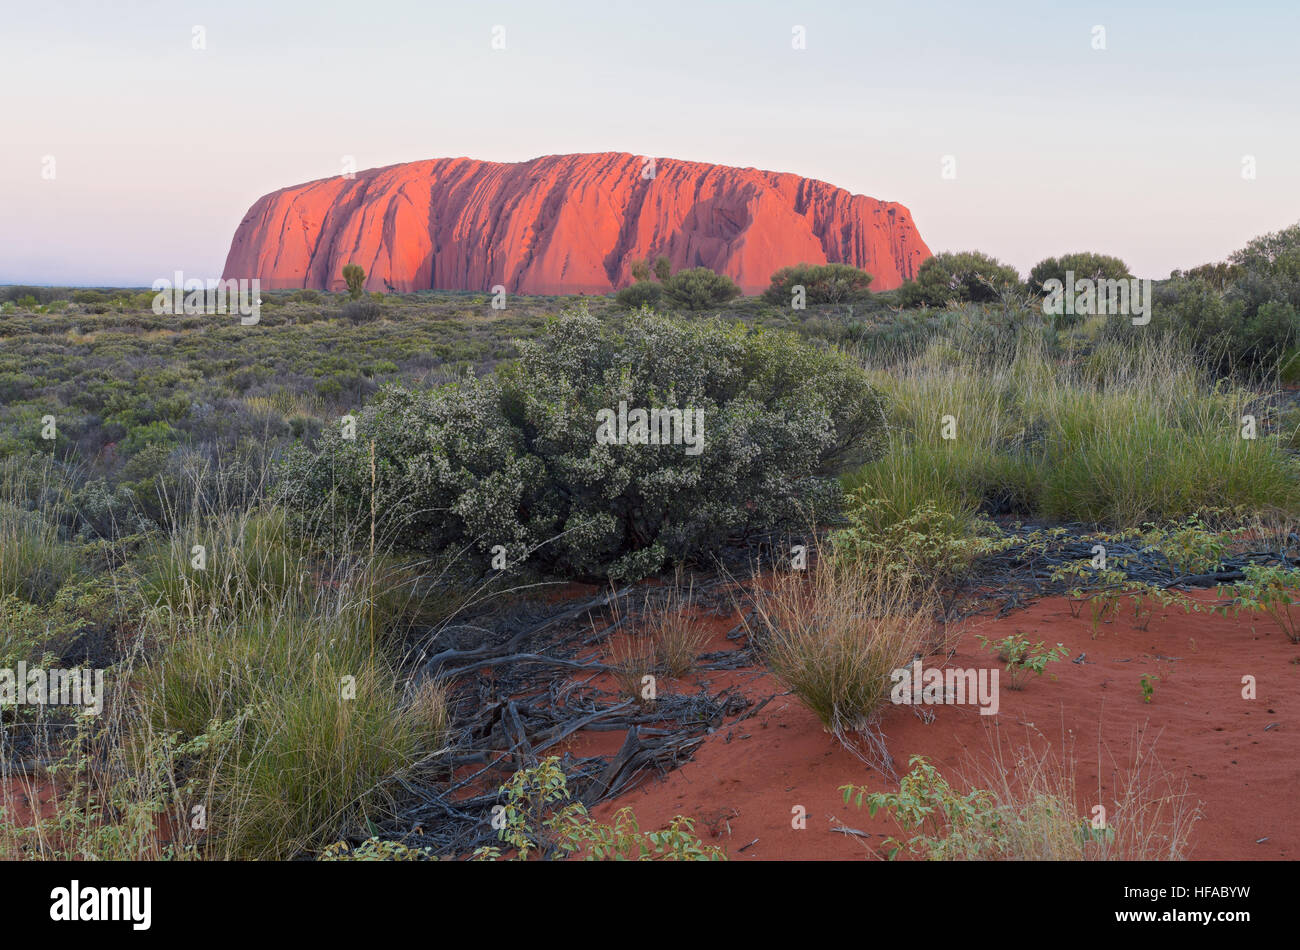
222,153,931,295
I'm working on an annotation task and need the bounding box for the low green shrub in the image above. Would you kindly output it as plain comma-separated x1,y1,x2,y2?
283,308,887,579
831,493,1012,582
762,263,873,306
660,267,741,310
614,281,662,309
899,251,1022,308
472,757,724,861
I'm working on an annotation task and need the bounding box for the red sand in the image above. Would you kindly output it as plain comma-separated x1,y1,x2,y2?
586,591,1298,860
0,775,58,827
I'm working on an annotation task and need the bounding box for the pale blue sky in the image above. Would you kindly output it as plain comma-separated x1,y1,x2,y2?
2,0,1297,285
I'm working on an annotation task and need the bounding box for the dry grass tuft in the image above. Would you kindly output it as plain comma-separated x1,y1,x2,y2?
744,551,940,760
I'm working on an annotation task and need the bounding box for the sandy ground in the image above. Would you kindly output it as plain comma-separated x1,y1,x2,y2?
4,589,1292,861
573,590,1297,860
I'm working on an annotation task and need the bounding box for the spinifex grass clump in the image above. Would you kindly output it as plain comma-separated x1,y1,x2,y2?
135,573,448,860
123,469,453,859
847,321,1300,532
135,507,308,621
639,571,710,678
745,553,939,749
602,572,709,704
0,456,81,605
607,632,658,706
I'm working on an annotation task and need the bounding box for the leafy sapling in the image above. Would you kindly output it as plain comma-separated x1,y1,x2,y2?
976,633,1068,690
1140,674,1159,704
1217,563,1300,643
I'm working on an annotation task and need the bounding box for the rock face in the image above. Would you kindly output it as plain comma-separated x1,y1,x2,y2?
222,153,930,295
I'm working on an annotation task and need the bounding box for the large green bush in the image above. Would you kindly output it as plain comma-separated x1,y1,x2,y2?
614,280,663,309
1108,224,1300,378
282,309,886,579
763,263,874,306
660,267,742,311
1027,252,1131,295
899,252,1021,308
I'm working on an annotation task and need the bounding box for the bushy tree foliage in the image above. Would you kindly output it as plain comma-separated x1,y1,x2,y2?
614,281,662,309
899,252,1021,308
660,267,741,310
342,263,365,301
1169,262,1240,291
1027,252,1131,295
282,309,886,579
763,263,874,306
1114,223,1300,378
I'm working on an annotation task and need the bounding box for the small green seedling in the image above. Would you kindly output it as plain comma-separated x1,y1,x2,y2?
1122,581,1199,632
1067,587,1087,619
976,633,1068,690
1140,674,1159,704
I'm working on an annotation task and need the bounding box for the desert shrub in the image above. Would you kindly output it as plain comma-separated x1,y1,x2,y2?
831,492,1012,583
1140,514,1236,575
1027,252,1131,295
975,633,1068,690
0,593,61,680
133,508,309,619
1121,279,1295,379
1108,224,1300,378
0,372,37,403
282,308,886,579
745,554,938,752
0,286,63,306
848,327,1300,530
614,280,662,309
137,602,445,859
0,708,207,861
899,251,1021,308
472,757,724,861
0,503,80,604
843,743,1198,860
763,263,873,306
1217,563,1300,642
342,264,365,300
342,299,381,324
660,267,741,310
319,837,435,860
1170,261,1241,290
